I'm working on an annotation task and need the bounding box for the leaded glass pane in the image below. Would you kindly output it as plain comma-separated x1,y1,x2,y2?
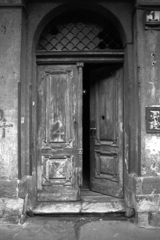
37,10,123,51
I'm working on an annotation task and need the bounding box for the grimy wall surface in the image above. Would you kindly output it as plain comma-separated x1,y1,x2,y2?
132,0,160,227
0,9,19,180
0,1,26,223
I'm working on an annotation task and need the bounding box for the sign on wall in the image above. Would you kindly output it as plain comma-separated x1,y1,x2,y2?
145,10,160,29
146,107,160,133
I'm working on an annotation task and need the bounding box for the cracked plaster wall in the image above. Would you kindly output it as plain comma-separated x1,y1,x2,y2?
0,8,22,180
0,5,26,223
136,10,160,177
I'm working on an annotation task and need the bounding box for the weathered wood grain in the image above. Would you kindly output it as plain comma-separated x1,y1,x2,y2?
90,66,123,198
37,65,82,201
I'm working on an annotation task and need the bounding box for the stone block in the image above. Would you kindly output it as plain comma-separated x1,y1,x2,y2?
0,180,17,198
3,198,24,217
0,215,20,224
135,177,160,195
142,177,160,194
136,194,160,212
149,212,160,227
136,212,149,227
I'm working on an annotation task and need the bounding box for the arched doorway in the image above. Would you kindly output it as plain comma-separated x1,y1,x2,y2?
33,8,126,211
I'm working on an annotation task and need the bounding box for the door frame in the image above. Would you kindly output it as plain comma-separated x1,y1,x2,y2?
31,50,125,204
36,51,124,64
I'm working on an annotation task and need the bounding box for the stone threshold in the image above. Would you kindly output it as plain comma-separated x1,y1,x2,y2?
32,196,126,214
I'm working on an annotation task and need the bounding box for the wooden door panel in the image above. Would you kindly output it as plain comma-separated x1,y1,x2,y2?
90,180,123,197
45,69,73,144
37,65,81,201
99,76,115,141
90,66,123,198
42,156,72,185
95,151,118,181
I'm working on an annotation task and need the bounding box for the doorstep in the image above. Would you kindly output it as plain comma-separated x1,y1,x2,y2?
32,192,126,214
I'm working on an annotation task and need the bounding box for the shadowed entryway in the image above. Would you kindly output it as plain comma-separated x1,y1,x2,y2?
82,63,124,199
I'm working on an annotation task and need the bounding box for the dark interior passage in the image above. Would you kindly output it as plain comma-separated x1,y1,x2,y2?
82,63,107,188
82,63,123,188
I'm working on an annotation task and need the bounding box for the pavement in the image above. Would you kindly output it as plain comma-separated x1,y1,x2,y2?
0,215,160,240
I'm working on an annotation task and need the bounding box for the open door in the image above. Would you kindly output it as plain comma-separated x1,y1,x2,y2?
36,64,82,201
90,66,123,198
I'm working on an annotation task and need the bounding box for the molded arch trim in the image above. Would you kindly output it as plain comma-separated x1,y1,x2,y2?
33,3,128,53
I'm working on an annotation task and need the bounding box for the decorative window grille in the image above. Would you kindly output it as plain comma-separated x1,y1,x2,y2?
37,10,123,51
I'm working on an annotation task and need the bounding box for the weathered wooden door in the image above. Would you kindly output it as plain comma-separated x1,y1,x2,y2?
90,66,123,198
37,64,82,201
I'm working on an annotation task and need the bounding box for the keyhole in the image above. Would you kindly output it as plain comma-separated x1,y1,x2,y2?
102,116,105,120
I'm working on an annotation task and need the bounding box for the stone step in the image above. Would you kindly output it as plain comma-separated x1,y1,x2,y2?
32,196,126,214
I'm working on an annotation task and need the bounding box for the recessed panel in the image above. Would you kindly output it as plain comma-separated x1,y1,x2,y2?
46,70,72,143
95,151,118,181
100,155,115,175
98,73,116,141
48,73,67,142
43,157,72,183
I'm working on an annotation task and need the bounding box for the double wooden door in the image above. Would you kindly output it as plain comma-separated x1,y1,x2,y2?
36,63,123,201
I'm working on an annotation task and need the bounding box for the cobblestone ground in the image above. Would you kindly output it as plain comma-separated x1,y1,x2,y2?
0,216,160,240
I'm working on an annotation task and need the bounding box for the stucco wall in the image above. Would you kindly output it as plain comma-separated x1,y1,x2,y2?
0,8,21,180
0,6,25,223
132,6,160,227
135,9,160,177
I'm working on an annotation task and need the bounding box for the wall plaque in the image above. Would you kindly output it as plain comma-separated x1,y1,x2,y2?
146,107,160,133
145,10,160,29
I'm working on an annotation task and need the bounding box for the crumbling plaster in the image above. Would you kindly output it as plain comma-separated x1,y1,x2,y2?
136,10,160,176
0,8,22,180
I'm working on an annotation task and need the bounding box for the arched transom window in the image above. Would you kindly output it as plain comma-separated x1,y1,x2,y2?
37,10,123,51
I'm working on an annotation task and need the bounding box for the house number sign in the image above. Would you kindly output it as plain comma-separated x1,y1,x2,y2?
145,10,160,29
146,11,160,23
146,107,160,133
